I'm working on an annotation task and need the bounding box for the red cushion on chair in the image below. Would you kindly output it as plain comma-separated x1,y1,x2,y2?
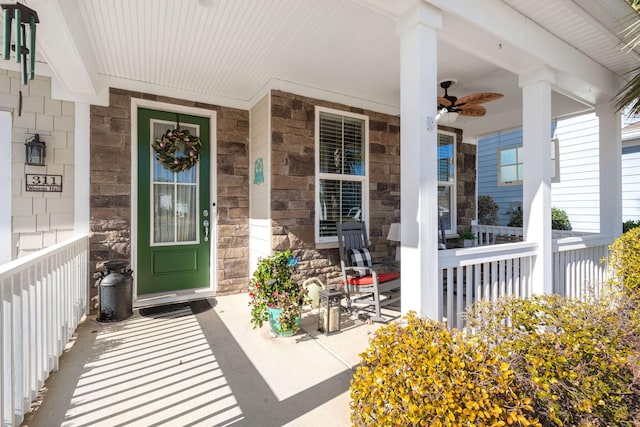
347,272,400,286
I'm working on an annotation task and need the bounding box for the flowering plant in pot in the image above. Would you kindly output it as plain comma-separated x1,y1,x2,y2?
248,250,309,336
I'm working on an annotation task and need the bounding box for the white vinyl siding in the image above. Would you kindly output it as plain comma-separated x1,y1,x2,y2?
551,113,600,232
315,106,369,244
622,143,640,222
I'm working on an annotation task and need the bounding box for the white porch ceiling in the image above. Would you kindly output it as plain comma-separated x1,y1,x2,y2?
12,0,640,136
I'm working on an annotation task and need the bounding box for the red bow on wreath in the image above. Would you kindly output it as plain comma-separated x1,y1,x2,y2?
152,128,202,172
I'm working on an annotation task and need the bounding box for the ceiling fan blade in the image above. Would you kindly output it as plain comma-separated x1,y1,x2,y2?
455,92,503,106
437,96,452,107
457,104,486,117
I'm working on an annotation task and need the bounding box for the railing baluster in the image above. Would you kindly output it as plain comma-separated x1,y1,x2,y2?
0,235,89,426
446,267,453,329
456,267,464,328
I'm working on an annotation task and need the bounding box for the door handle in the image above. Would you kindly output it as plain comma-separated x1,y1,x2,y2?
203,219,210,242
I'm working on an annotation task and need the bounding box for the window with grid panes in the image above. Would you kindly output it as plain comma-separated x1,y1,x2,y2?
498,139,560,186
438,132,456,233
315,107,368,243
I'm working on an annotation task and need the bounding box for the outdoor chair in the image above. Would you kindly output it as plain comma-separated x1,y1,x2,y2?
337,221,401,322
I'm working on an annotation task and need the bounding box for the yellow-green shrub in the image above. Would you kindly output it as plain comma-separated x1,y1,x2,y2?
467,295,640,426
350,312,540,427
608,226,640,300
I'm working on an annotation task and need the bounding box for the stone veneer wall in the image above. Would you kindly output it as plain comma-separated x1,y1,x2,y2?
269,90,401,286
90,88,249,295
6,72,76,258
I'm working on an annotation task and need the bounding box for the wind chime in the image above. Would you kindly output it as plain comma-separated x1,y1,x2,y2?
1,2,38,85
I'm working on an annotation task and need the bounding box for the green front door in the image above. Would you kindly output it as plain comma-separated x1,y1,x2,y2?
137,108,211,295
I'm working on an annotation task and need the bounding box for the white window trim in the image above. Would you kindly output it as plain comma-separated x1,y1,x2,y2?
498,139,560,186
498,144,523,186
314,106,369,245
438,130,457,234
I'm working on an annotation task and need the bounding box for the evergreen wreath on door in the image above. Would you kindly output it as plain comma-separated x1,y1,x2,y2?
152,128,202,172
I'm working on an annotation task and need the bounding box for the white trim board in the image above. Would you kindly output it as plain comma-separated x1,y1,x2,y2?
0,112,12,263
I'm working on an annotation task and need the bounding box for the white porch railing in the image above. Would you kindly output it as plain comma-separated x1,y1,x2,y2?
440,229,612,329
438,242,538,329
0,235,89,427
552,234,611,300
472,224,523,245
471,224,596,245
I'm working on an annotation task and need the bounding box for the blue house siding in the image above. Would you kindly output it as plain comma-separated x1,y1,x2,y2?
477,129,523,225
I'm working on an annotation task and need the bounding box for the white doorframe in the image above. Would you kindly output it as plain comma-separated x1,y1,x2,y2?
130,98,217,307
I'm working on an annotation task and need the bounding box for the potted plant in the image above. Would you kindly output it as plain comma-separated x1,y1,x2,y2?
459,230,477,247
248,250,309,336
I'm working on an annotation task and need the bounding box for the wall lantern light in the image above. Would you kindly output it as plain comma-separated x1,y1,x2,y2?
25,133,45,166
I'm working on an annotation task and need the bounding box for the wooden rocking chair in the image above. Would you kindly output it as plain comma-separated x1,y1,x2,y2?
337,221,401,322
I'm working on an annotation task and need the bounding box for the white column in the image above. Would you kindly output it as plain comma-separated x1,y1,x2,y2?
520,68,554,294
596,103,622,238
74,103,91,236
397,3,442,320
0,112,12,263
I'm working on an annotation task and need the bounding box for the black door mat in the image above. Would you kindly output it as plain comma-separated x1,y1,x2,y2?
139,298,215,318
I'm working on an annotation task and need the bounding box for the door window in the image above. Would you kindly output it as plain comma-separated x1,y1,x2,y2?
151,121,199,246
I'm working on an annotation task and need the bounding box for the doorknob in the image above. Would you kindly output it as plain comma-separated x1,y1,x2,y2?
203,219,210,242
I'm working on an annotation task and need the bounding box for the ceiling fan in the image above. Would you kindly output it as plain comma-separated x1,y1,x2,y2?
437,79,503,117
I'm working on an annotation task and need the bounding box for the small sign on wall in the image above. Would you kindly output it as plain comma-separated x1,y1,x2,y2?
25,174,63,192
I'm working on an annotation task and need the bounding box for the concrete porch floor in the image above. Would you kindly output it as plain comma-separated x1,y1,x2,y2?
20,293,400,427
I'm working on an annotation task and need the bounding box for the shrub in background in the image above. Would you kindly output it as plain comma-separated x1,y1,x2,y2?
623,219,640,233
551,207,572,230
508,209,523,227
507,207,572,230
467,295,640,426
478,195,499,225
350,312,539,427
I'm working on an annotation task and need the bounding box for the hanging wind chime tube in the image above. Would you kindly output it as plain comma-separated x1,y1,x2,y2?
2,6,10,60
1,2,39,85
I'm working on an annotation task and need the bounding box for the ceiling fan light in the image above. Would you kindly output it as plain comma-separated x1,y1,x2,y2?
440,111,458,124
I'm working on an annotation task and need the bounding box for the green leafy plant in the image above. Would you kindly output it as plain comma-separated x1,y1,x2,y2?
350,312,540,426
248,250,308,334
459,230,477,240
623,219,640,233
478,195,499,225
551,207,572,230
508,209,523,227
507,207,572,230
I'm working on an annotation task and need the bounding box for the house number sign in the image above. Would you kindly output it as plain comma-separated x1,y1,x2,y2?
25,174,63,192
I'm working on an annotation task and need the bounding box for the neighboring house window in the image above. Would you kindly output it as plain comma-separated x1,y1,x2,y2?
498,145,523,186
438,132,456,233
315,107,368,243
498,139,560,186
